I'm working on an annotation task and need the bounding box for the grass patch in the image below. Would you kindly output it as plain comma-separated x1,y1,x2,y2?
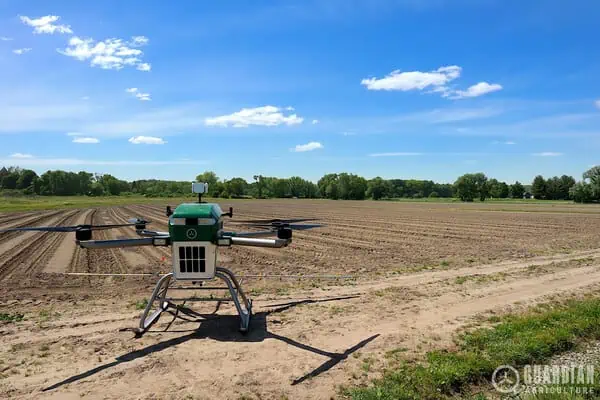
0,312,24,323
132,298,149,310
38,308,60,322
0,194,235,212
348,296,600,400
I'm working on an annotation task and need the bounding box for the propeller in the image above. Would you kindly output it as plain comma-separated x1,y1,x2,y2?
0,222,144,233
234,217,318,224
233,218,324,234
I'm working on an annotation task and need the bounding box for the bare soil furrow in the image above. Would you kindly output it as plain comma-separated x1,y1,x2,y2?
0,210,79,281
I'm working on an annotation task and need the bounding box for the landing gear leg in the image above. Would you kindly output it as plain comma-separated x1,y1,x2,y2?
135,273,173,337
216,267,252,333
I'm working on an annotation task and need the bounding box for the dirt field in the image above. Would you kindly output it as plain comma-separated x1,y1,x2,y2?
2,199,600,399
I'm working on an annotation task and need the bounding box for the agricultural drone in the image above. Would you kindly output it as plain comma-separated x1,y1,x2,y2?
0,182,323,336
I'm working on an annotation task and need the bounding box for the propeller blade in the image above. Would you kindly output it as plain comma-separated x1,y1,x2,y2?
234,217,318,224
0,226,77,233
86,223,140,231
287,224,325,231
0,222,143,233
127,218,151,224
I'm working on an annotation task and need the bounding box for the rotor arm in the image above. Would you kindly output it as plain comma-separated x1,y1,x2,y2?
229,236,291,248
221,230,275,238
77,236,170,249
136,229,170,237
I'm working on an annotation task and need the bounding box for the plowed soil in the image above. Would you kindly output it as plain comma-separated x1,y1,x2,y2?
2,199,600,399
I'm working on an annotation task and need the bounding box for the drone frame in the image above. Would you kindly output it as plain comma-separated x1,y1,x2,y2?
74,217,310,336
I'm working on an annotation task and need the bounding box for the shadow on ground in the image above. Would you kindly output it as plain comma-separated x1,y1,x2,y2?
43,295,379,391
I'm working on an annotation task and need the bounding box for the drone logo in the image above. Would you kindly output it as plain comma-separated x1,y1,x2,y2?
186,228,197,240
492,365,520,393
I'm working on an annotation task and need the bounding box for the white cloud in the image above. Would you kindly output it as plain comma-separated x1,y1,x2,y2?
125,87,151,101
72,137,99,144
128,136,166,145
81,96,90,101
130,36,149,46
66,132,83,136
59,36,151,71
491,140,516,145
368,152,423,157
0,37,13,41
426,107,503,123
12,48,32,55
292,141,323,152
20,15,72,35
341,131,356,136
311,119,319,124
361,65,461,92
9,153,33,158
595,100,600,110
452,82,503,99
205,106,303,128
136,63,151,72
136,93,151,101
532,152,562,157
361,66,502,100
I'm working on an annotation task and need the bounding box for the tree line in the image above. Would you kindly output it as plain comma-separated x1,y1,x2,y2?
1,166,599,203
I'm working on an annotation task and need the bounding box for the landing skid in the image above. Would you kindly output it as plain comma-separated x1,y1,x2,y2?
135,267,252,337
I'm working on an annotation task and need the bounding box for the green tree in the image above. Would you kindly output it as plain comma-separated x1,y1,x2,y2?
570,182,593,203
454,174,478,202
288,176,306,198
225,178,248,197
253,175,264,198
473,173,489,201
367,177,390,200
558,175,576,200
89,182,105,196
531,175,547,199
545,176,561,200
318,174,339,199
510,181,525,199
1,171,19,189
77,171,93,195
583,166,600,200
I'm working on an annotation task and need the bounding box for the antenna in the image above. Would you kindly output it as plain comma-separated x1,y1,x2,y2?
192,182,208,203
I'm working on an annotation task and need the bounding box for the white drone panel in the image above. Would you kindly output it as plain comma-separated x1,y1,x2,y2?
192,182,208,194
172,241,216,280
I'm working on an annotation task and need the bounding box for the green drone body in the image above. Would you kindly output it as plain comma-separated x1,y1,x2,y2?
169,203,224,243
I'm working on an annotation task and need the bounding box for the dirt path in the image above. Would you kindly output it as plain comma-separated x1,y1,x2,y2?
2,249,600,399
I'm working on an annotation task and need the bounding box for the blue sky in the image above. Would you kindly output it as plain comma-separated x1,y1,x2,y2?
0,0,599,184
